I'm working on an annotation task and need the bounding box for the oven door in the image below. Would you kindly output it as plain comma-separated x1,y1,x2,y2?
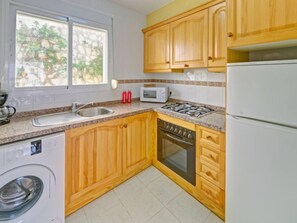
157,128,196,185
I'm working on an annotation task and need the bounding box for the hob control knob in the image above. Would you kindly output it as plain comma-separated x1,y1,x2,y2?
166,124,170,129
183,132,187,137
170,126,174,131
188,134,193,139
178,130,182,135
174,128,178,133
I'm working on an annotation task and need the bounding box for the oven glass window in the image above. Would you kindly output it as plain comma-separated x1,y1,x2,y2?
162,139,187,172
143,90,157,99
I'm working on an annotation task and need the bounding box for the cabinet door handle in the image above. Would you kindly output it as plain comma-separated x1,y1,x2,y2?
227,32,234,37
184,64,189,68
166,61,170,64
123,124,127,128
208,56,213,60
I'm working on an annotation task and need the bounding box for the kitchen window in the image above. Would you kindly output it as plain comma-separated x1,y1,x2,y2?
12,9,109,89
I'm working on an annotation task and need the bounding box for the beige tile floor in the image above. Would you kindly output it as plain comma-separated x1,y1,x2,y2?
66,166,224,223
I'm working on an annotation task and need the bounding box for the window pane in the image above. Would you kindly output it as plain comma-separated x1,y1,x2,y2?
72,24,107,85
15,12,68,87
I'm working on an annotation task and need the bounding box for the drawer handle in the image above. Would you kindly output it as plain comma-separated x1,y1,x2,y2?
206,171,217,180
184,64,189,68
123,124,128,128
206,135,215,142
205,189,215,199
209,154,217,162
208,56,213,60
166,61,170,64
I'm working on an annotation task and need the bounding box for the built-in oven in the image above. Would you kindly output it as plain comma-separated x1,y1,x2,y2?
157,119,196,185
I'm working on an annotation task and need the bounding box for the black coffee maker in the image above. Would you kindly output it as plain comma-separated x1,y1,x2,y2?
0,90,16,125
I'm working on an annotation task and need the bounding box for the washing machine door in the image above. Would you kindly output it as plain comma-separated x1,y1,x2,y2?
0,165,56,222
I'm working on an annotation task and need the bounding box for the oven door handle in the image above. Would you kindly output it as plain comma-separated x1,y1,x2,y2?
164,133,193,146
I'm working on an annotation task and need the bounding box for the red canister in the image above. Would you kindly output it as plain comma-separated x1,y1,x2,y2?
127,91,132,103
122,91,127,104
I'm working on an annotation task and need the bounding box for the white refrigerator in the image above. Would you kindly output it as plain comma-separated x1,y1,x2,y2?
226,60,297,223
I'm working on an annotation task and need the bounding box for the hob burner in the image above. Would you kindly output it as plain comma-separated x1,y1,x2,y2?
162,103,214,118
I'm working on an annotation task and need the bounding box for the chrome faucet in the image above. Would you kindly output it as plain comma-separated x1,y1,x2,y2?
72,102,94,113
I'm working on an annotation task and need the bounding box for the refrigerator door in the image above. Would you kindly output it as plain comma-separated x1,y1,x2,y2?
226,115,297,223
227,60,297,127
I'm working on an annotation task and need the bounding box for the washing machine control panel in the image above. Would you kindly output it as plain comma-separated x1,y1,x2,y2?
3,140,43,166
31,140,42,155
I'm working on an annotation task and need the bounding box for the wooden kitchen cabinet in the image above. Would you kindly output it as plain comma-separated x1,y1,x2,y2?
144,24,171,72
170,9,208,69
65,119,123,215
123,112,153,176
65,112,153,215
208,2,227,70
227,0,297,48
196,126,225,219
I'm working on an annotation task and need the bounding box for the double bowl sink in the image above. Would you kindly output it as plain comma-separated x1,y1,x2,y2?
33,107,114,127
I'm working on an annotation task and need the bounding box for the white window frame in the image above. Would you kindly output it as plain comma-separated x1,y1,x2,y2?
8,4,113,94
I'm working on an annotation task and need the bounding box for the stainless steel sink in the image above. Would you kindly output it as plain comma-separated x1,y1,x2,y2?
77,107,114,117
32,112,85,127
32,107,114,127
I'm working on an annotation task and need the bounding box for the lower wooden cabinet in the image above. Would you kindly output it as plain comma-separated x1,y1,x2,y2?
152,113,226,220
65,119,123,215
65,113,153,215
123,113,152,176
196,126,225,219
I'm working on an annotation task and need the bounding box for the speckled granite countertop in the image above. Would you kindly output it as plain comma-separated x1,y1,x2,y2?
0,102,225,145
155,108,225,132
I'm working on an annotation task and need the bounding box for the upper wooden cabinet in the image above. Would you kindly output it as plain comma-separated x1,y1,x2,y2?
227,0,297,48
144,25,170,72
123,113,152,175
208,2,227,68
170,10,208,69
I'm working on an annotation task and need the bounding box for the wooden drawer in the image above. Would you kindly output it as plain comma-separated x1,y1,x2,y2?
197,175,225,210
199,127,225,151
200,146,225,170
199,161,225,189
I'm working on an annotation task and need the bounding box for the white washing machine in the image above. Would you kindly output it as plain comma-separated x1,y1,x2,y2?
0,133,65,223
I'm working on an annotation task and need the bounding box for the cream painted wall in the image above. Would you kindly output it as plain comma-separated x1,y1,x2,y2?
146,0,212,26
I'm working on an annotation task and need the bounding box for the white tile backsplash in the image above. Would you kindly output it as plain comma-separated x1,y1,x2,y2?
147,69,226,108
7,83,143,112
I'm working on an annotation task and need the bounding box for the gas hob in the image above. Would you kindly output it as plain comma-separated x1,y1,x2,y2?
161,103,214,118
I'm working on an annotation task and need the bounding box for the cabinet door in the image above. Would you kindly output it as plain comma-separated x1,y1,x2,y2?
65,119,123,214
123,113,152,176
227,0,297,48
170,10,208,69
208,2,227,68
144,25,170,72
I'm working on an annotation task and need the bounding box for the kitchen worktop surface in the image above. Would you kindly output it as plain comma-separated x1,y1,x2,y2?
0,101,225,145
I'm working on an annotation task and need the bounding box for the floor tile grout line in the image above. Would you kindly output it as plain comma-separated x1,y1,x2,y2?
136,168,163,186
202,211,212,223
164,206,182,223
83,190,125,222
112,189,137,223
82,206,91,223
163,191,184,223
118,170,166,223
138,170,183,223
144,207,165,223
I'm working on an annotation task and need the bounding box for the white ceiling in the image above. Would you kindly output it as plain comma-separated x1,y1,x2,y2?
108,0,174,14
